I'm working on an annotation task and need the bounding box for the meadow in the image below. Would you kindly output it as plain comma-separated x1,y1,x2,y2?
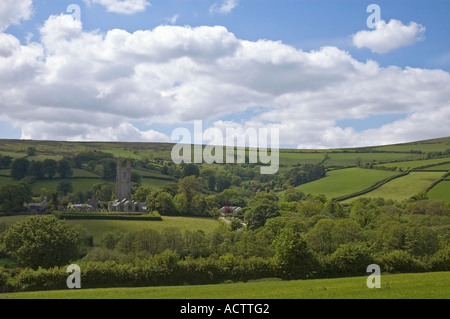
0,215,221,245
0,272,448,299
294,167,399,199
427,181,450,201
349,171,446,201
375,158,450,170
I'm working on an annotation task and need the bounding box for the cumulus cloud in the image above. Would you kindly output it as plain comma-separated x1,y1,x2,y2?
84,0,150,15
210,0,239,14
0,0,33,31
0,13,449,147
353,19,426,54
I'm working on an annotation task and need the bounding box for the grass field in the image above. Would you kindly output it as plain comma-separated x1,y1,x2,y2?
374,139,450,153
375,158,450,170
293,168,399,199
29,178,106,195
423,163,450,171
0,215,221,245
350,172,445,201
427,181,450,201
323,153,422,168
0,272,448,299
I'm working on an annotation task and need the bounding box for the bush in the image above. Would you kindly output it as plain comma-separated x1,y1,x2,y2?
430,245,450,271
0,268,8,288
14,267,67,292
330,242,373,276
376,250,421,273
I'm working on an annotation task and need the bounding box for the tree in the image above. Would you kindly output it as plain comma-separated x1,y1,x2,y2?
0,182,32,212
155,192,177,216
57,180,73,195
132,186,152,202
330,242,373,276
11,158,30,180
0,155,12,169
0,215,81,269
28,161,45,180
183,163,200,178
57,159,73,179
42,159,57,179
91,183,114,201
102,159,117,181
215,172,232,192
26,146,36,156
177,176,203,214
273,227,316,279
245,201,280,230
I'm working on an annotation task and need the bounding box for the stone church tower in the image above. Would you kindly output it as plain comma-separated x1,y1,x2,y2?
116,158,131,200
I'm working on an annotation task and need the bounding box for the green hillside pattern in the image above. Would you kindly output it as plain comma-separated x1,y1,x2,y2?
350,172,445,201
295,168,399,199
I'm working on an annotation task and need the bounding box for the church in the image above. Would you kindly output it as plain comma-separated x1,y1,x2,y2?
108,159,147,213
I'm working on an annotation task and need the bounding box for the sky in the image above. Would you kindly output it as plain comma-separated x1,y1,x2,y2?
0,0,449,149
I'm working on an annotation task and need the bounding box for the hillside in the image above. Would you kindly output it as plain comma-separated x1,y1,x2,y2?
0,137,448,202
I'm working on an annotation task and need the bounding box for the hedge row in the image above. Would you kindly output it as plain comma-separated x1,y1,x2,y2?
2,244,449,293
58,214,163,221
333,171,410,202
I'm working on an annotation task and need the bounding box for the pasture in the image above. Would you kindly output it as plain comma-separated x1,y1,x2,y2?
0,215,221,245
427,181,450,201
294,168,399,199
0,272,448,299
350,172,445,201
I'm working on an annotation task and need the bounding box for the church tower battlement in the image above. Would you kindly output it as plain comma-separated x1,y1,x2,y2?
116,158,131,200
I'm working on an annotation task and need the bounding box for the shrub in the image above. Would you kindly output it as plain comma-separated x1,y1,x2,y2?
0,268,8,288
330,242,373,276
376,250,421,273
430,245,450,271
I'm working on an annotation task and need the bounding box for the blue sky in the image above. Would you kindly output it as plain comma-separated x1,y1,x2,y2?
1,0,449,148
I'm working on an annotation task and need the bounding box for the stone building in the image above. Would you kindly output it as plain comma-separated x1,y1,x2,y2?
108,158,146,213
116,158,132,201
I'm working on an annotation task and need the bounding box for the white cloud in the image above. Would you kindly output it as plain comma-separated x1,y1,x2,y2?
0,0,33,31
353,19,426,54
166,14,179,25
84,0,150,15
0,14,449,147
210,0,239,15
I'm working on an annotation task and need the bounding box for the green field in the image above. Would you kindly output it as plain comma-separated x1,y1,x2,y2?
294,168,399,199
29,178,106,195
424,163,450,171
427,181,450,201
350,172,445,201
0,272,448,299
323,152,422,168
375,158,450,170
0,215,221,245
375,140,450,153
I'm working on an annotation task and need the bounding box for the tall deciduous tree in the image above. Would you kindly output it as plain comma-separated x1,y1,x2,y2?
57,159,73,179
0,215,81,269
11,158,30,180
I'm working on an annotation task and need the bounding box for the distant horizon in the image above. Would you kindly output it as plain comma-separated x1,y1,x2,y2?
1,135,448,151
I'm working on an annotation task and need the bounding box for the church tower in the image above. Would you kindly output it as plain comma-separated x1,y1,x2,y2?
116,158,131,200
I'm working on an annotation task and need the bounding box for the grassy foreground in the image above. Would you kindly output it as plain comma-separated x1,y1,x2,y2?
1,272,448,299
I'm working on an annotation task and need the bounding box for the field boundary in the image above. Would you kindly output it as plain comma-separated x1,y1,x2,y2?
59,214,163,221
333,170,409,202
